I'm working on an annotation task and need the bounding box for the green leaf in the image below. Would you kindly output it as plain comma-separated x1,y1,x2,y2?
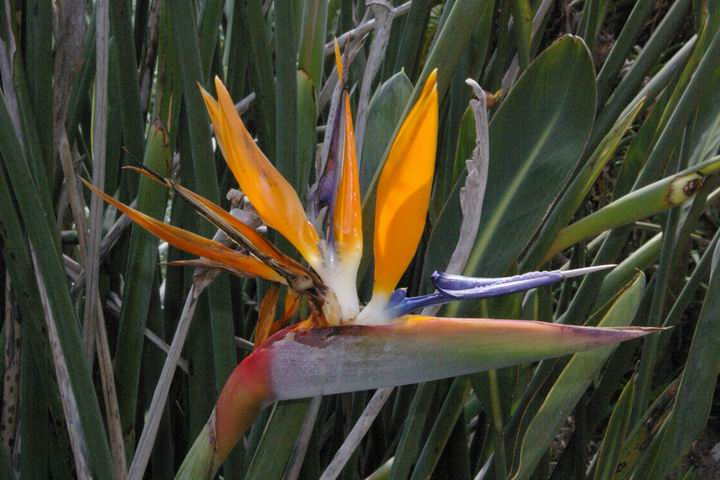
0,154,69,480
637,240,720,477
244,400,310,480
391,382,438,480
392,0,433,80
8,50,55,224
197,0,224,77
634,17,720,188
510,0,533,70
656,230,720,353
611,378,679,480
459,36,596,282
20,338,48,478
298,0,328,89
109,0,145,196
24,0,54,183
296,69,317,200
545,156,720,261
592,233,662,311
168,3,241,475
0,441,14,480
114,122,171,451
557,71,674,326
413,0,489,103
410,379,471,480
593,378,635,480
591,0,690,150
274,0,298,189
577,0,609,51
595,0,654,103
0,79,115,480
512,273,645,479
522,99,644,270
235,0,276,154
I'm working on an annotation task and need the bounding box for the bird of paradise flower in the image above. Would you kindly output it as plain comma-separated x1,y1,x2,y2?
84,53,657,478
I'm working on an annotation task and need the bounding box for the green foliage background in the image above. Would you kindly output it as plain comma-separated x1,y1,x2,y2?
0,0,719,479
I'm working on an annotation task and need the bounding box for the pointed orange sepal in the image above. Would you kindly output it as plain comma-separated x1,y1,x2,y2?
371,70,439,296
82,179,284,283
333,92,363,257
289,318,315,332
200,79,322,267
269,289,301,336
254,287,303,346
334,39,343,82
130,166,315,283
254,286,280,346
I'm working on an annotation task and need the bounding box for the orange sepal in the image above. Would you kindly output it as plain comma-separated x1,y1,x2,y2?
334,39,343,82
333,92,363,257
82,179,284,283
200,79,321,267
254,286,280,346
269,289,301,336
144,168,311,277
372,70,439,296
289,318,315,332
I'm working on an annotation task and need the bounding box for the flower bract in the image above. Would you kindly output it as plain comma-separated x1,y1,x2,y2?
84,60,657,479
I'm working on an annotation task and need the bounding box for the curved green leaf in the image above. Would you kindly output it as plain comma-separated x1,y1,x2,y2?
244,400,310,480
593,378,635,480
457,36,596,284
512,273,645,479
296,69,317,199
545,156,720,261
611,378,679,480
410,379,471,480
114,122,171,448
637,240,720,477
522,99,644,270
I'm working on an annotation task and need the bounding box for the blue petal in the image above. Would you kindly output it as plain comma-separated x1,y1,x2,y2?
432,270,564,298
431,271,506,290
388,288,408,307
387,266,615,317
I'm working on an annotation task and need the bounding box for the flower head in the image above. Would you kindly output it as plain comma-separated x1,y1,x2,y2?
84,59,657,479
